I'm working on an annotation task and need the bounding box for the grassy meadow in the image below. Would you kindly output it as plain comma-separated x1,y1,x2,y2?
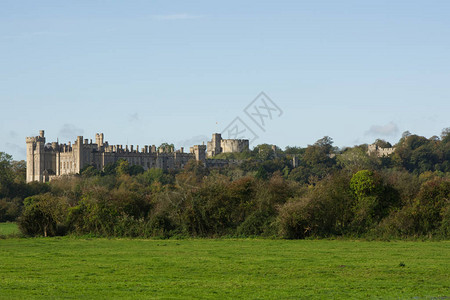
0,222,19,236
0,234,448,299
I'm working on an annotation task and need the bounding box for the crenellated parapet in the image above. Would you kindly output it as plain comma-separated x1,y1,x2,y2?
26,130,251,183
367,144,396,157
26,130,210,183
206,133,249,157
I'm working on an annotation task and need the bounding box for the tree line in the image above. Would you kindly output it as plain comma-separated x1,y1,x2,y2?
1,128,449,239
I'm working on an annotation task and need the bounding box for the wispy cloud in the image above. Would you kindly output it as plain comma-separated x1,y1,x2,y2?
177,135,209,148
8,130,18,138
152,13,203,21
365,122,399,137
129,113,139,122
5,143,26,159
58,124,84,140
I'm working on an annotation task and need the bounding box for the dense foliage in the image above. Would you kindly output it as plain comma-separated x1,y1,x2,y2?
1,128,449,239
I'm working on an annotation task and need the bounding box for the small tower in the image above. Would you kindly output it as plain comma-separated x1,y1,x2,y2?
207,133,223,157
75,135,84,174
95,133,104,147
26,130,46,183
191,145,207,162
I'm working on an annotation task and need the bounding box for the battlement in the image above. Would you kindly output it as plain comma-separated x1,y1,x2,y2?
206,133,249,157
367,144,396,157
26,130,213,183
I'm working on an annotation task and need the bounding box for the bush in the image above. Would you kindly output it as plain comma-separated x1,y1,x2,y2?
377,178,450,238
278,172,354,238
18,193,69,237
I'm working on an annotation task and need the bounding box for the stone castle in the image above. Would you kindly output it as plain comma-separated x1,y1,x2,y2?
206,133,249,157
26,131,249,183
367,144,396,157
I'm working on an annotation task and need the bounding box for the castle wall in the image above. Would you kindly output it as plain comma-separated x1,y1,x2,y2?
205,159,241,168
26,138,35,182
367,144,396,157
206,133,249,157
26,130,202,182
190,145,206,162
221,139,249,153
206,133,222,157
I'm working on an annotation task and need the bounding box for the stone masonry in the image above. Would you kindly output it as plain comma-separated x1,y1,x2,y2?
206,133,249,157
367,144,396,157
26,130,249,183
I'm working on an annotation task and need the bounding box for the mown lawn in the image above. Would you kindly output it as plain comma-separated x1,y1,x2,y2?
0,237,448,299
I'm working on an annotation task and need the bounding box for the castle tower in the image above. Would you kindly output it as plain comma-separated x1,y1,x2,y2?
95,133,104,147
26,130,46,183
26,137,35,182
191,145,207,162
207,133,222,157
75,135,83,174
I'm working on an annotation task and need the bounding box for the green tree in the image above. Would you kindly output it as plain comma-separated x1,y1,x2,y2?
158,143,174,152
18,193,69,237
337,147,372,172
252,144,276,160
0,152,14,198
350,170,377,200
374,139,392,148
350,170,399,232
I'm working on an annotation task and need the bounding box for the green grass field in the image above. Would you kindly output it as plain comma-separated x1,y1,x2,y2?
0,236,448,299
0,222,19,236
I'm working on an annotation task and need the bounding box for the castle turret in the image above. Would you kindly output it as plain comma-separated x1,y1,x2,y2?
75,136,83,174
95,133,104,147
26,130,46,182
26,137,35,182
207,133,222,157
191,145,207,162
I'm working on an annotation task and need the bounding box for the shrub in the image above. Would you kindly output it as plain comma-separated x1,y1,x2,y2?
18,193,69,237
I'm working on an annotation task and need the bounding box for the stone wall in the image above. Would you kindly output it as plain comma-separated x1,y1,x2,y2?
221,139,249,153
206,133,249,157
26,130,206,183
367,144,396,157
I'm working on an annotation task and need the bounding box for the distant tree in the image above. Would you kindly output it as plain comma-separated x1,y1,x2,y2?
103,162,117,176
137,168,165,185
284,146,305,155
392,134,443,173
116,159,131,176
314,136,334,152
252,144,276,160
441,127,450,141
80,165,101,177
402,131,412,138
301,137,336,180
128,165,144,176
0,152,14,198
158,143,174,152
337,147,372,172
374,139,392,148
11,160,26,182
114,159,144,176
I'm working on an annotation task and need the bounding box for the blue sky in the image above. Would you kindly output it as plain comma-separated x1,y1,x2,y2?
1,0,449,160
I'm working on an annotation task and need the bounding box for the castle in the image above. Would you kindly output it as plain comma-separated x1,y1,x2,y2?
206,133,249,157
367,144,396,157
26,131,249,183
